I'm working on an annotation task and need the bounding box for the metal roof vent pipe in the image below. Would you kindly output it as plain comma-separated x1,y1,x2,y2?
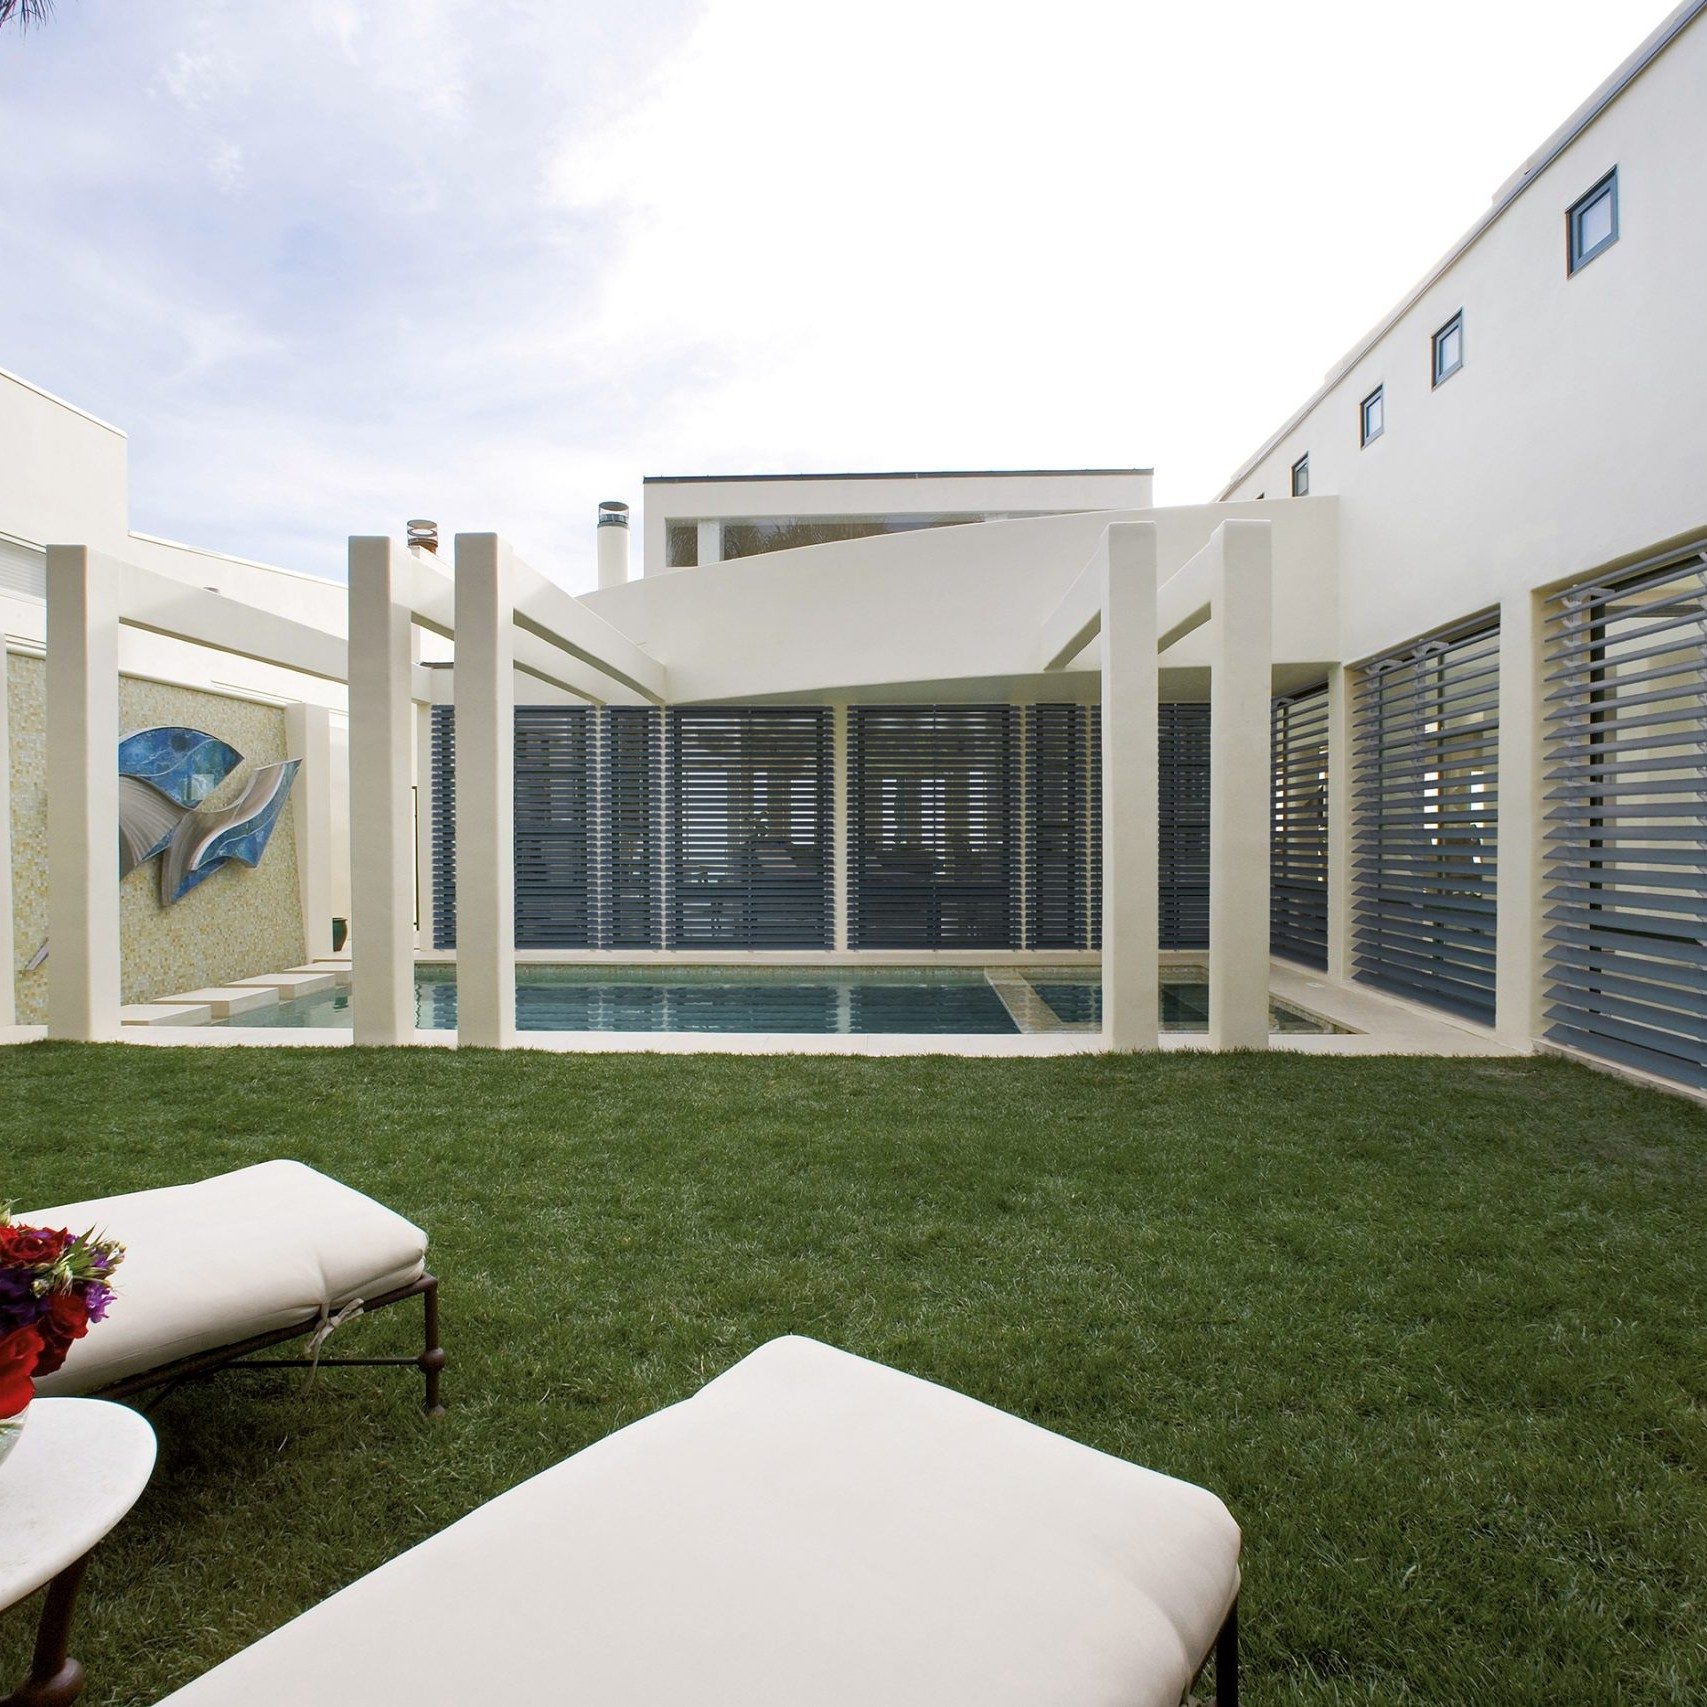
407,519,439,555
597,500,630,589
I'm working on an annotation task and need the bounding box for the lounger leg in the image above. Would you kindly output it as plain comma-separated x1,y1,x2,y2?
1212,1597,1238,1707
1,1552,90,1707
418,1274,446,1417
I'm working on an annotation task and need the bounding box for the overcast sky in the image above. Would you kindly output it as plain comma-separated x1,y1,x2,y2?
0,0,1674,591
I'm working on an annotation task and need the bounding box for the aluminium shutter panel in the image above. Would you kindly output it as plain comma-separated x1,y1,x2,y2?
1158,704,1211,951
1542,541,1707,1089
1026,704,1090,949
513,706,596,949
1270,685,1331,968
849,706,1021,949
668,707,832,949
1352,619,1500,1022
602,707,663,949
430,705,457,949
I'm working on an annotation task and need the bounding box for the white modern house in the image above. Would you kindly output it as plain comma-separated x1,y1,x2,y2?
3,2,1705,1094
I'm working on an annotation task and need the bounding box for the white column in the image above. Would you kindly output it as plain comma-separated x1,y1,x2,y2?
1494,590,1544,1049
1325,663,1355,982
414,699,437,952
831,702,850,951
1206,520,1273,1051
0,642,13,1028
46,545,121,1041
697,520,721,567
285,701,335,962
1101,522,1159,1050
454,533,516,1048
347,537,416,1045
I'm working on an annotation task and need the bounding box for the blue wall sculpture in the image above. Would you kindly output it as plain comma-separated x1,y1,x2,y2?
117,726,298,904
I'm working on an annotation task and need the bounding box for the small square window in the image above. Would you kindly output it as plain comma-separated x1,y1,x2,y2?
1432,311,1464,386
1360,386,1384,447
1291,455,1310,496
1568,169,1618,273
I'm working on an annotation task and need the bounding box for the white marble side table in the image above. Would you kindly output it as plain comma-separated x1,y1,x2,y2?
0,1399,156,1707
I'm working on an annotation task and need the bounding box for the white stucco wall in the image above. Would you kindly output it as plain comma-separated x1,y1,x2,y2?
1222,4,1707,664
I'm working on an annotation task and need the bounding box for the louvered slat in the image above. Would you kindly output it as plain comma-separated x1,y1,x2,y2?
1541,541,1707,1088
602,707,662,948
1352,617,1500,1022
1159,703,1210,950
514,706,595,948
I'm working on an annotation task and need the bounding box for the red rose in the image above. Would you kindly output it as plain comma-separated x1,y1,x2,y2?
0,1324,42,1418
32,1290,90,1378
0,1223,71,1266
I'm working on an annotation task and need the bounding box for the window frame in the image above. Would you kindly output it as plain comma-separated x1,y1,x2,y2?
1431,311,1464,388
1290,454,1310,497
1359,385,1385,448
1567,168,1619,274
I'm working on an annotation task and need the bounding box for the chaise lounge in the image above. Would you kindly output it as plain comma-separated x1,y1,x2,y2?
154,1334,1241,1705
27,1161,444,1414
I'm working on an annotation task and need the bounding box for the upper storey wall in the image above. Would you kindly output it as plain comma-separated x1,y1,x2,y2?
1222,5,1707,663
641,470,1154,576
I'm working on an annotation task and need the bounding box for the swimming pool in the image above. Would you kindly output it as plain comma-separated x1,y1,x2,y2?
216,966,1340,1035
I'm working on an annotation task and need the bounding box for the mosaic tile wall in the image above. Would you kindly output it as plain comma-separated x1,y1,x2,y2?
8,656,308,1019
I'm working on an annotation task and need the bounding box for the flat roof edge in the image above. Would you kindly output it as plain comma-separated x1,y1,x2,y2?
1216,0,1707,499
644,468,1152,485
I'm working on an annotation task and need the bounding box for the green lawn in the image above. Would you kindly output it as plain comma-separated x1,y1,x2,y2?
2,1043,1704,1704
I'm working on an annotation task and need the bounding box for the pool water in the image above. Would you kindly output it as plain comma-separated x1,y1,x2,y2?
1033,981,1338,1033
218,966,1340,1035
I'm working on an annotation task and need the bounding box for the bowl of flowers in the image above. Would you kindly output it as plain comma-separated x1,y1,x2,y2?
0,1203,124,1466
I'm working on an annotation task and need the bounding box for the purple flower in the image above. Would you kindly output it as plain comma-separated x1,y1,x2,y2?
82,1280,114,1322
0,1266,48,1336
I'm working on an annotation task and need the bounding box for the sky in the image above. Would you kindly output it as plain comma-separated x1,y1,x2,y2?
0,0,1678,592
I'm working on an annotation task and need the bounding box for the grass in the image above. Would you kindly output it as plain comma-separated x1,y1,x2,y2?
1,1042,1704,1704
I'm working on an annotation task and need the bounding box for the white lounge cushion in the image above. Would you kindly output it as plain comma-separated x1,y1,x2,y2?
157,1335,1239,1707
27,1161,427,1396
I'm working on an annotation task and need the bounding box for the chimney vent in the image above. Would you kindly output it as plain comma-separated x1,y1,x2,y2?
407,519,439,554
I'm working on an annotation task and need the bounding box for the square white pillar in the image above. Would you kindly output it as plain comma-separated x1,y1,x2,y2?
1494,590,1544,1049
1101,522,1159,1050
45,545,121,1041
285,701,336,962
696,520,722,567
1206,520,1273,1051
1325,664,1354,983
454,534,516,1048
347,537,417,1045
0,641,13,1028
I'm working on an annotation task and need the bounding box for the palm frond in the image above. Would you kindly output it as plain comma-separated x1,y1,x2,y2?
0,0,57,28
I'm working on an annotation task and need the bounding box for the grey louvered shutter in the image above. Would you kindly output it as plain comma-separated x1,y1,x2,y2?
668,707,832,948
600,707,663,948
1542,541,1707,1088
1026,704,1090,949
1271,685,1331,968
1158,703,1211,950
430,705,457,948
513,707,596,948
849,706,1021,948
1353,619,1500,1021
